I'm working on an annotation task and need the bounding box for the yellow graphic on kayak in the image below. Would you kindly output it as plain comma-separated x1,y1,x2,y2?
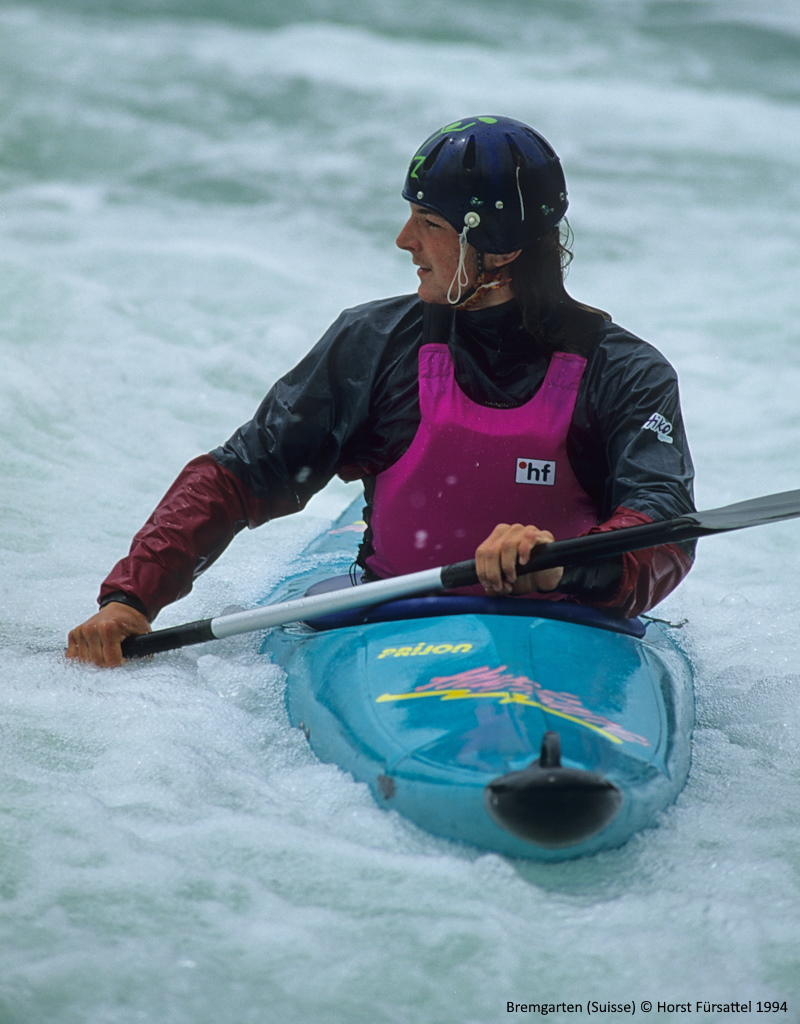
376,664,650,747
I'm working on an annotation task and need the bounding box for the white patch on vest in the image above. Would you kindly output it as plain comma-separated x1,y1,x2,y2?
515,459,556,485
414,529,428,550
642,412,674,444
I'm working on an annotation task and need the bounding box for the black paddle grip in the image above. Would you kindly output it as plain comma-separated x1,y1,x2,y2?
439,517,701,592
121,619,216,659
439,560,479,590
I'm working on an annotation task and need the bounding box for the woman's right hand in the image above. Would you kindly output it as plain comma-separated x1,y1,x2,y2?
475,522,563,596
66,602,151,668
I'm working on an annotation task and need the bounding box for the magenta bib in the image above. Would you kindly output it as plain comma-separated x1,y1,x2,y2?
366,343,599,587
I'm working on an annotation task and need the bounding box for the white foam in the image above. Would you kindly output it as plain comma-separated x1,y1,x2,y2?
1,2,798,1018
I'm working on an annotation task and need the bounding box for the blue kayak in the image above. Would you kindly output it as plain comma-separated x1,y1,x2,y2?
261,496,695,861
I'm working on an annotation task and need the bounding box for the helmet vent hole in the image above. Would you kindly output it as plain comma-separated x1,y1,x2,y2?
521,126,556,158
463,135,477,171
422,138,447,173
505,135,525,167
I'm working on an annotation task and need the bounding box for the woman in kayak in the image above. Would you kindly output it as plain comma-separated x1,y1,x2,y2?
67,115,695,667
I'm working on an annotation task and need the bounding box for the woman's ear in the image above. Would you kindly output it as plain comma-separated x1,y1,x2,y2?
485,250,522,270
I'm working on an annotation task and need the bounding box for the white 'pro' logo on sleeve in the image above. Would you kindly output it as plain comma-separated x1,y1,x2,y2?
642,413,674,444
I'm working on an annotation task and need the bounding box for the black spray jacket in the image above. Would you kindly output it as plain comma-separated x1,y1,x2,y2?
101,295,695,620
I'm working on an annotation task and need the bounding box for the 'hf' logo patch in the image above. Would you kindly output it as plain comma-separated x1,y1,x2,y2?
516,458,556,485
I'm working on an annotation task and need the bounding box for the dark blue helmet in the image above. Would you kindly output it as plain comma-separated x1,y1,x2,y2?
402,116,568,253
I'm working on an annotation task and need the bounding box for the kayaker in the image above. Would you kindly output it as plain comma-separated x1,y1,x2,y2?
67,115,695,667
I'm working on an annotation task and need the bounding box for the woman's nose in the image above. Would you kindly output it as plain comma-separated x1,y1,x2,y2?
396,217,417,252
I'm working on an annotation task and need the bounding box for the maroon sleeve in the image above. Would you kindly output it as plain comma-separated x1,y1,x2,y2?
583,506,693,618
98,454,283,621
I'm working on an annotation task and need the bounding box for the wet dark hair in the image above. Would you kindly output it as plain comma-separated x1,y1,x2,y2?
509,221,610,355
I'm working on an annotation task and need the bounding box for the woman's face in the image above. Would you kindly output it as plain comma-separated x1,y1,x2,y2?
395,204,476,305
396,203,519,307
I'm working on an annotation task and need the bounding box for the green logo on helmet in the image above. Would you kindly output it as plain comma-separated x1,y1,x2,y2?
410,117,499,179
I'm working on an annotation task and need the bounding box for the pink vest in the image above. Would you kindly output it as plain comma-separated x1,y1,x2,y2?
366,343,600,593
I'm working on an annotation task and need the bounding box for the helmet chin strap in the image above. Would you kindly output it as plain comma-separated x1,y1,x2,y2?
448,248,512,309
446,224,473,305
459,259,513,310
447,213,511,308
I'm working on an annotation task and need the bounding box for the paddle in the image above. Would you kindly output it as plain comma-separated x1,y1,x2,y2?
120,487,800,659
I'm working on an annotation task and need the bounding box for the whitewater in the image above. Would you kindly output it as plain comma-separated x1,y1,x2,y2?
1,2,799,1022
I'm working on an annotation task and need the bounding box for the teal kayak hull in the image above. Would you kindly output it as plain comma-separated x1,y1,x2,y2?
261,497,695,861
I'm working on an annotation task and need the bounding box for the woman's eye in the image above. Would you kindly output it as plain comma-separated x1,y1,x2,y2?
425,219,440,229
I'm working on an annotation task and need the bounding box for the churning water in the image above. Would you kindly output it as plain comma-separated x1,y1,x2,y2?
1,2,799,1021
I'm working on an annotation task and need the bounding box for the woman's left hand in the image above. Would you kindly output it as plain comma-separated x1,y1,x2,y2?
475,522,564,596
